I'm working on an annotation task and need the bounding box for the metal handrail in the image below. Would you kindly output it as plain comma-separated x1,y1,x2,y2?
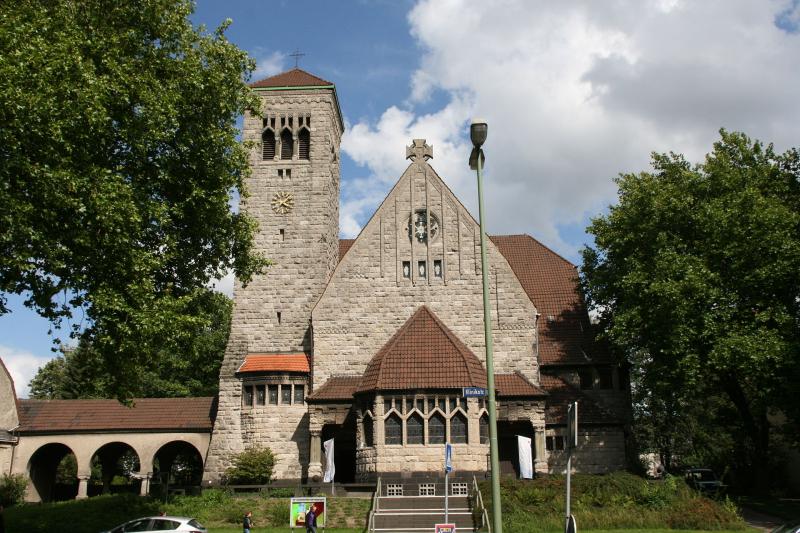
472,475,491,533
367,477,381,533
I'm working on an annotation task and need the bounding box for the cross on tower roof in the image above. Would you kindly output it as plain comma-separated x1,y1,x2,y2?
289,49,306,68
406,139,433,162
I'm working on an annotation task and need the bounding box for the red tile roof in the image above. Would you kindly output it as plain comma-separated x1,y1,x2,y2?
357,306,488,393
250,68,333,89
540,374,618,425
17,397,215,434
495,372,547,398
238,354,310,373
308,376,362,402
339,239,354,261
490,235,611,366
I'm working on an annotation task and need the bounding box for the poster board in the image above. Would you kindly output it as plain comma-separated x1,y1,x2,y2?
290,497,327,530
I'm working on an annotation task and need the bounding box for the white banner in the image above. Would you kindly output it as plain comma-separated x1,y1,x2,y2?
323,438,335,483
518,435,533,479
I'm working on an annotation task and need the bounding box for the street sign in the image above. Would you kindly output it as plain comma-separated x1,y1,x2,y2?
435,524,456,533
567,401,578,450
462,386,487,397
445,443,453,473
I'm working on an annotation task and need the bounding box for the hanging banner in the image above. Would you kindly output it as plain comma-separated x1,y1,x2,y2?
518,435,533,479
323,438,335,483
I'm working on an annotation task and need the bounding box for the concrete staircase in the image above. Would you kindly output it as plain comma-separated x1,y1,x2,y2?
370,495,477,532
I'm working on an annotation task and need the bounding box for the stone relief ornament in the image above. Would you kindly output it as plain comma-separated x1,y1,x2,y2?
407,209,439,243
271,191,294,214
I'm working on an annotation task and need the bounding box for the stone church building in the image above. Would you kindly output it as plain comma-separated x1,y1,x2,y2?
203,68,630,485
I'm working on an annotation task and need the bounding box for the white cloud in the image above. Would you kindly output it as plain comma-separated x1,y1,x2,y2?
252,49,285,81
0,345,55,398
341,0,800,259
210,271,234,297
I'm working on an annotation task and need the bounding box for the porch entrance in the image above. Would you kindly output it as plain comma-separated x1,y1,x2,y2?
497,421,535,477
321,410,357,483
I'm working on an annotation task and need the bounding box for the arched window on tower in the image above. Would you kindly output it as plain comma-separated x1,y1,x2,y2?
385,413,402,445
428,413,445,444
298,128,310,160
262,129,275,160
280,129,293,160
407,413,423,444
450,412,468,443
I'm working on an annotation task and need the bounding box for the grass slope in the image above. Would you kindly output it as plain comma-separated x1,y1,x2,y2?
5,472,749,533
478,472,748,533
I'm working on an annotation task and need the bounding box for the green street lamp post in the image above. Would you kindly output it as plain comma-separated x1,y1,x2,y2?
470,119,502,533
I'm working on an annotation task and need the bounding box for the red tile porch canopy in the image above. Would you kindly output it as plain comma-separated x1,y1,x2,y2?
238,353,310,374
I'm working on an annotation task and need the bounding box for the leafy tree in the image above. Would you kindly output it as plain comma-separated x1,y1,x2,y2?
29,288,231,398
0,0,266,399
582,130,800,490
224,447,275,485
0,473,29,506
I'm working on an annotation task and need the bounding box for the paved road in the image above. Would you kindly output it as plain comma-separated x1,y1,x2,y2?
740,506,783,532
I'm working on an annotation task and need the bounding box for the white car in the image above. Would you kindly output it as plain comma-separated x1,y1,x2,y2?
101,516,207,533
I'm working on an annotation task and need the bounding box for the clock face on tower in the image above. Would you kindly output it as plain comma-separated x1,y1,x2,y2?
271,191,294,215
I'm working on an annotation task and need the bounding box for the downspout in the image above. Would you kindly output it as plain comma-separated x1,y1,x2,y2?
534,312,541,384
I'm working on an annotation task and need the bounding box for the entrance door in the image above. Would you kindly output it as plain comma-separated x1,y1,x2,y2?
497,421,535,477
320,411,357,483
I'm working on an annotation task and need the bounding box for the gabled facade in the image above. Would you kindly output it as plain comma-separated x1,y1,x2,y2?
204,68,630,484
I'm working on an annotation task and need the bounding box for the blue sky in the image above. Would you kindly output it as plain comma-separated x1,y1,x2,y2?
2,0,799,396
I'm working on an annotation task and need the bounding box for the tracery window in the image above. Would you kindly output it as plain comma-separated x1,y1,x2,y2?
298,128,310,160
450,412,467,444
479,414,490,445
407,413,424,444
262,129,275,160
385,414,402,445
280,129,293,160
428,413,445,444
363,412,374,447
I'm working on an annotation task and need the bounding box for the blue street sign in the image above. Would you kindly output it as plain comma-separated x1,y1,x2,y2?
445,443,453,473
462,386,487,398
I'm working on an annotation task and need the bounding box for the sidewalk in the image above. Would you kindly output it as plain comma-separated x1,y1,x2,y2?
740,506,784,532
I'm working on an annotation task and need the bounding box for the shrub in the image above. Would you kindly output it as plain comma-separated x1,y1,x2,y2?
224,447,275,485
0,473,28,506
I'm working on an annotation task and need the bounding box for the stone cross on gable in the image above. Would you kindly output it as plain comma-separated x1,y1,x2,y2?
406,139,433,162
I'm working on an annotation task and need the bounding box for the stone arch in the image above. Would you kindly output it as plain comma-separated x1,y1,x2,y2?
151,440,204,497
27,442,78,502
89,441,141,497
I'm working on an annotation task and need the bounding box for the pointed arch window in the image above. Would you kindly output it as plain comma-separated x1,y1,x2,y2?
280,129,293,160
385,413,402,445
451,412,468,444
407,413,424,444
298,128,310,160
428,413,445,444
479,414,489,445
262,129,275,160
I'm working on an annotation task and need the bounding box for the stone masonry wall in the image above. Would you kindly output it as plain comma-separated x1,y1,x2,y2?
546,426,627,473
204,89,341,482
312,154,540,391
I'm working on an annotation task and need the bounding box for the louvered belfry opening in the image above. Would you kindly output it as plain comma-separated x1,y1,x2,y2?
298,128,310,160
280,129,293,160
262,129,275,160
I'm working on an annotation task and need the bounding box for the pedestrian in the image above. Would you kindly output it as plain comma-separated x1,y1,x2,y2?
243,510,253,533
305,504,317,533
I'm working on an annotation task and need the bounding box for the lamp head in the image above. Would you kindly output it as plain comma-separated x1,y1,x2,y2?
470,119,488,148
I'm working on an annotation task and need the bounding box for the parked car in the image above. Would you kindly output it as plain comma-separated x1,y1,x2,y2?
100,516,207,533
684,468,723,493
771,522,800,533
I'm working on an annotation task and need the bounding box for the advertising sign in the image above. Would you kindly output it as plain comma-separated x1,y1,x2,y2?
435,524,456,533
290,497,326,529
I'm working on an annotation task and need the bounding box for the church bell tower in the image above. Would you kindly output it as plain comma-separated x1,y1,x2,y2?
204,68,343,482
